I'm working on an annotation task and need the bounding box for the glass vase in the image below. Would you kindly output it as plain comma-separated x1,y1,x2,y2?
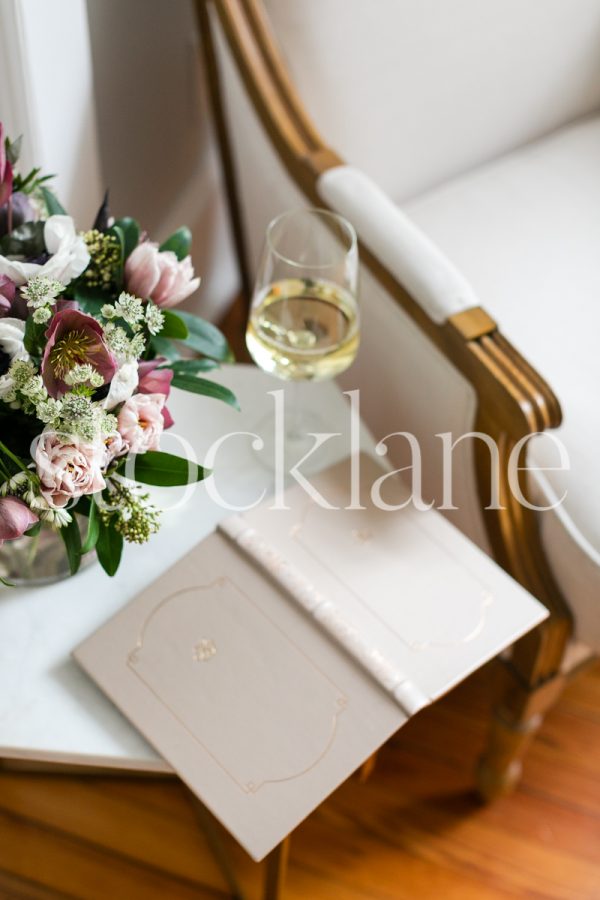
0,521,96,587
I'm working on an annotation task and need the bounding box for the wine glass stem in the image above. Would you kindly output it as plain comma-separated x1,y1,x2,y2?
286,381,304,441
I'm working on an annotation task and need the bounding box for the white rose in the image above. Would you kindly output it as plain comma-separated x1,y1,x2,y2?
102,360,139,410
0,317,28,362
0,215,90,287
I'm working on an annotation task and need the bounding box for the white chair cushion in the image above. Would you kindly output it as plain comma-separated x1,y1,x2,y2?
264,0,600,201
403,116,600,645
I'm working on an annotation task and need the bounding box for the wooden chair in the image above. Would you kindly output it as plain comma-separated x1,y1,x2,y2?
196,0,600,799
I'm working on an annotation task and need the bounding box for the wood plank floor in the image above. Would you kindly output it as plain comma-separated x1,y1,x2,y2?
0,659,599,900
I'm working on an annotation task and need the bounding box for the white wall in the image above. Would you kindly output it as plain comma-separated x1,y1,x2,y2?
0,0,103,227
86,0,238,320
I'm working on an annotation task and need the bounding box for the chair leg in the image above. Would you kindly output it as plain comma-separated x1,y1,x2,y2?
477,658,566,800
264,837,290,900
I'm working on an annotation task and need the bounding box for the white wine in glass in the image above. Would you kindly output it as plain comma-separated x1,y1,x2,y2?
245,208,359,461
246,276,359,381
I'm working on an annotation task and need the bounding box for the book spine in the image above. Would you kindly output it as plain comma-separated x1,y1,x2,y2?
218,515,430,717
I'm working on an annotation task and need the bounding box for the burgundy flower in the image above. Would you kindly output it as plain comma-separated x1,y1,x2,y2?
138,358,174,428
0,124,13,209
0,192,33,239
0,275,16,317
0,496,37,546
42,309,117,398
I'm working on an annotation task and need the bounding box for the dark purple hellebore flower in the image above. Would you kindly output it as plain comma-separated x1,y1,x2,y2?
41,309,117,398
0,275,16,317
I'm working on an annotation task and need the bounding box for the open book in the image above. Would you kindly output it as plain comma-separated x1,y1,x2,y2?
75,454,546,860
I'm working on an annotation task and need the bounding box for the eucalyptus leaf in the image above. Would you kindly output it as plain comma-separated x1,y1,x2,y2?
60,515,82,576
175,310,234,362
159,310,189,340
81,498,100,554
125,450,208,487
171,373,239,409
114,216,140,259
40,186,66,216
149,335,180,361
161,358,219,374
96,518,123,577
159,226,192,261
5,135,22,166
72,285,110,314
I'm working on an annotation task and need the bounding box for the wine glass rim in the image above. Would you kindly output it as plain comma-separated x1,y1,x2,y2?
265,207,357,270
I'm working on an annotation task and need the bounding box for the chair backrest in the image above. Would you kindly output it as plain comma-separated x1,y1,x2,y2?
262,0,600,200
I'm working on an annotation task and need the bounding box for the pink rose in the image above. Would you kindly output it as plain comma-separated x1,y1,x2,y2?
117,393,165,454
137,358,174,428
35,430,106,509
125,242,200,308
102,430,128,467
0,496,38,545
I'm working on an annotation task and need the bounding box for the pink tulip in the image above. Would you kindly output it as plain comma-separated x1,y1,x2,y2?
42,309,117,398
117,393,165,454
0,496,38,545
137,358,174,428
125,242,200,308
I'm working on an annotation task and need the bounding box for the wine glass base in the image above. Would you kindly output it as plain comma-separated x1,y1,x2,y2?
252,408,335,473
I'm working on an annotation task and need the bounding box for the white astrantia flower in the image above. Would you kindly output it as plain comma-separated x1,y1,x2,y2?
0,317,29,363
145,301,165,336
0,215,90,287
102,360,139,410
0,373,18,405
21,275,64,309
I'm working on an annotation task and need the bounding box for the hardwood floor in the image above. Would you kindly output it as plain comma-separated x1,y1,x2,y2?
0,659,599,900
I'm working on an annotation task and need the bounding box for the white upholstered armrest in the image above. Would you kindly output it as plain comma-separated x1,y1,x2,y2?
317,166,479,324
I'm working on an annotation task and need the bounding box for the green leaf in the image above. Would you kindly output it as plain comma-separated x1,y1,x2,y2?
23,315,45,355
175,310,234,362
24,521,42,538
159,310,189,340
81,497,100,554
113,217,140,259
72,285,110,315
149,335,179,361
107,224,125,282
0,575,15,588
96,518,123,577
171,373,239,409
40,186,66,216
159,226,192,261
0,220,45,257
161,358,219,374
5,135,22,166
125,450,208,487
60,515,82,576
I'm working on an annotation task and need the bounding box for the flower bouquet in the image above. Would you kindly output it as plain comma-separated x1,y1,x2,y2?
0,123,236,584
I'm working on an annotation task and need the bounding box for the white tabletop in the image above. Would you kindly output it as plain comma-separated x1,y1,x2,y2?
0,366,373,770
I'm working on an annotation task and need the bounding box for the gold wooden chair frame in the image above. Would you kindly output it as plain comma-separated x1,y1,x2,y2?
196,0,580,813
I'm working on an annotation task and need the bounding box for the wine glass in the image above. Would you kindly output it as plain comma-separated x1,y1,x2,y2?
246,207,359,464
